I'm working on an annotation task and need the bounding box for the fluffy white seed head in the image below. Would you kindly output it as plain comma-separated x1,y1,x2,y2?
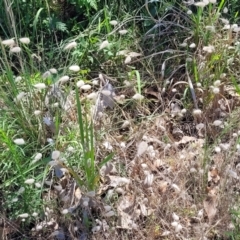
64,41,77,50
172,212,180,221
35,182,41,188
223,7,228,13
77,80,85,87
34,110,41,116
58,76,70,84
214,80,221,86
214,146,221,153
49,68,57,74
19,37,30,44
10,47,21,53
193,109,202,116
34,83,46,89
25,179,35,184
205,25,215,32
144,173,154,187
132,93,144,100
15,76,22,83
52,150,60,160
213,120,222,126
69,65,80,72
14,92,25,102
203,45,215,53
2,39,15,46
119,29,128,35
18,187,25,194
14,138,25,145
62,209,69,215
110,20,118,26
33,153,42,163
195,1,208,7
179,42,187,47
42,71,51,79
212,87,220,94
32,212,38,217
18,213,29,218
124,56,131,64
99,40,109,50
189,43,196,48
81,84,91,91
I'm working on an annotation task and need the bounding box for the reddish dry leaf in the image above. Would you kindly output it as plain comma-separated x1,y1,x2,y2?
208,167,220,184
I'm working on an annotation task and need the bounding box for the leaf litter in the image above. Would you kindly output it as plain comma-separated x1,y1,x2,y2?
5,65,240,240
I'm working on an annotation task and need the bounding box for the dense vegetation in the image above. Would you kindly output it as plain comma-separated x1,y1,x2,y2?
1,0,240,239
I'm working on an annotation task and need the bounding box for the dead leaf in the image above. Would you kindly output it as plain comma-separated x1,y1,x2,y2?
158,181,169,193
137,141,148,157
175,136,197,145
208,167,220,184
75,188,82,200
107,176,131,187
203,193,217,224
117,195,137,230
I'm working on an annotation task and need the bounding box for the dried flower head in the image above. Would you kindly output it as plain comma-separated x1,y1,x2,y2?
49,68,57,74
15,76,22,83
144,173,154,187
32,153,42,163
119,29,128,35
81,84,91,91
18,187,25,194
32,212,38,217
99,40,109,50
189,43,196,48
64,41,77,50
18,213,29,218
34,110,41,116
58,76,70,84
195,1,208,7
205,25,215,32
179,42,187,47
14,92,25,102
62,209,69,215
34,83,46,89
193,109,202,116
132,93,144,100
124,55,131,64
14,138,25,145
203,45,215,53
69,65,80,72
35,182,41,188
2,39,15,46
214,80,221,86
19,37,30,44
76,80,85,88
25,179,35,184
10,46,21,53
223,7,228,13
52,150,60,160
110,20,118,26
212,87,220,94
213,120,222,126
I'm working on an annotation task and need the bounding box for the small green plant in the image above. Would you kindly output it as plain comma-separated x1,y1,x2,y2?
226,209,240,239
